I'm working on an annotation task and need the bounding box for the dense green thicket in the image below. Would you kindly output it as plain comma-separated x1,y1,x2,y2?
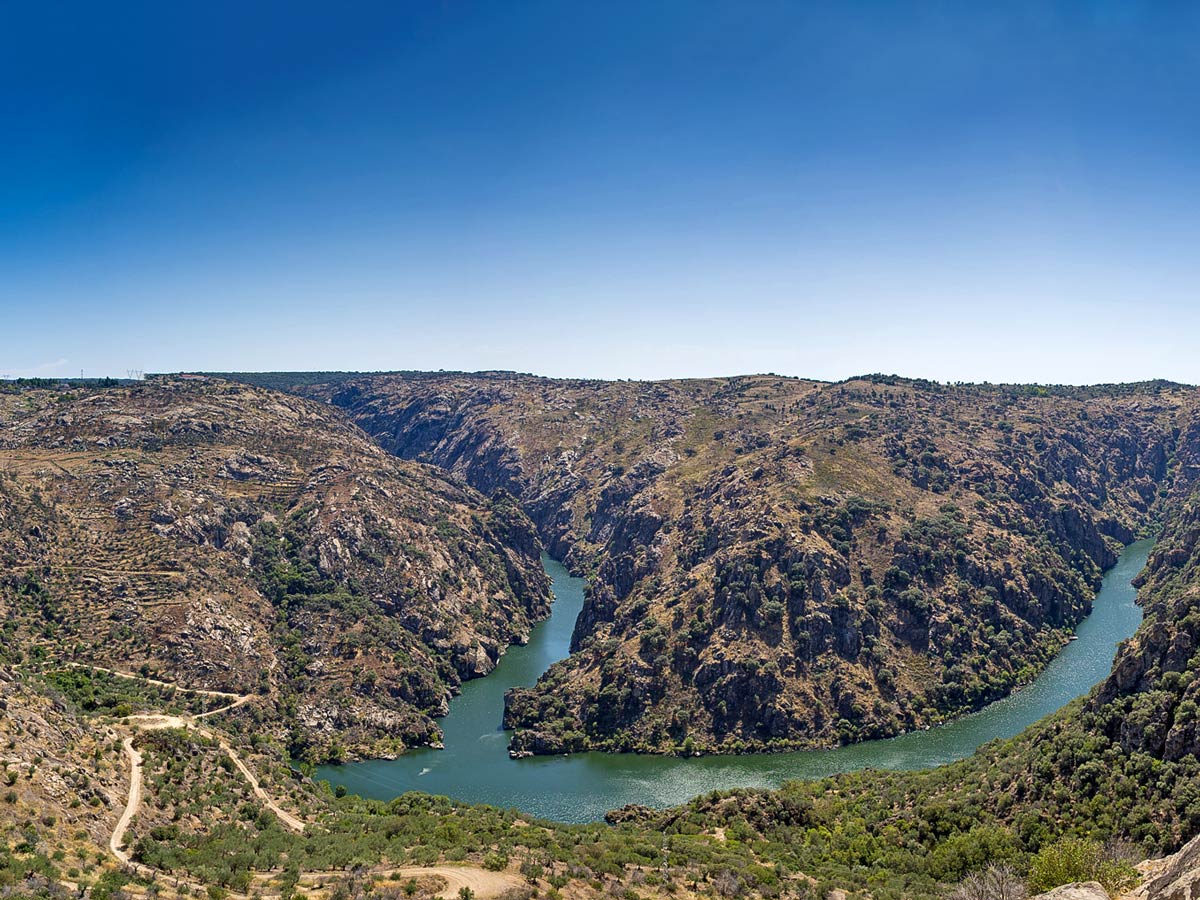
203,371,372,391
0,841,59,893
847,373,1190,400
0,377,125,393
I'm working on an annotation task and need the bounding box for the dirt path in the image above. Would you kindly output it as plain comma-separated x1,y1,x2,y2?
109,736,168,884
66,662,243,701
110,737,142,866
113,710,305,834
216,736,306,832
11,565,184,576
288,864,523,900
98,665,307,878
99,667,520,898
390,865,524,899
195,693,253,717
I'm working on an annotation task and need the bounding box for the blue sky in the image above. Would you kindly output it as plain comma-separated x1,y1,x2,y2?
3,1,1199,383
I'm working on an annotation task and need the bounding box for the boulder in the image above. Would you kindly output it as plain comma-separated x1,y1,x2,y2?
1032,884,1109,900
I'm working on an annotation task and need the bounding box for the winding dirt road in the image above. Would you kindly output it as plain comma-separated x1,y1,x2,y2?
215,734,306,832
86,665,518,899
109,737,142,866
66,661,243,702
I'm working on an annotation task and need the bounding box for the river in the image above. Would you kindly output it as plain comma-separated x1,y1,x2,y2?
318,539,1151,823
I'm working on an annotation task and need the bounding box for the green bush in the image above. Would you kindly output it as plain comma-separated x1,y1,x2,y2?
1027,838,1138,896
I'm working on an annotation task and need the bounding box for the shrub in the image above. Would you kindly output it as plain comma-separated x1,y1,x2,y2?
950,864,1026,900
713,870,743,898
1027,838,1138,896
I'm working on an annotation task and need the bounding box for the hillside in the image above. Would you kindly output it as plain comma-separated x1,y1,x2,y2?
611,423,1200,896
274,372,1195,754
0,376,551,761
4,439,1200,900
4,373,1200,900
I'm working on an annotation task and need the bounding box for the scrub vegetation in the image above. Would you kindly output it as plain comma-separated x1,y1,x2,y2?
3,373,1200,899
282,372,1192,757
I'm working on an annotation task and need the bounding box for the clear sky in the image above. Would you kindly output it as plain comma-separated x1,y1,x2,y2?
3,1,1199,383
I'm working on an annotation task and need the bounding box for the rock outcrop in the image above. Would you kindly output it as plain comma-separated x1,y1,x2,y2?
1128,833,1200,899
0,377,551,759
1035,884,1110,900
276,372,1196,754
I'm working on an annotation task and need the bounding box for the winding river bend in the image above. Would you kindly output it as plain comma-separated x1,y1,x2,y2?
319,540,1151,823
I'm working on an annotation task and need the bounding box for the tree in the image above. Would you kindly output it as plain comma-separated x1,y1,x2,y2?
950,864,1026,900
712,870,742,898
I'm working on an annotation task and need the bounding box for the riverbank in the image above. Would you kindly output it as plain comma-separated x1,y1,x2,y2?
319,541,1151,823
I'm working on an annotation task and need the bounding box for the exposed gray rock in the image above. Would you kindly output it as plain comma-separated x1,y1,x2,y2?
1032,883,1108,900
1129,833,1200,900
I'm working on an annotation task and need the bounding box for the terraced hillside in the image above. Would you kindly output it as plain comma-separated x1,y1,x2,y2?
0,377,550,760
5,373,1200,900
274,372,1197,754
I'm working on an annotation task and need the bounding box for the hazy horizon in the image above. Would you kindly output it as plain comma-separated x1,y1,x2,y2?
10,368,1191,391
5,2,1200,384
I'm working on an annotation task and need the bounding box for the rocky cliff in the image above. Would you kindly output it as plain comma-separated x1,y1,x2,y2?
1127,832,1200,899
6,371,1200,900
275,372,1194,754
1089,411,1200,766
0,377,550,760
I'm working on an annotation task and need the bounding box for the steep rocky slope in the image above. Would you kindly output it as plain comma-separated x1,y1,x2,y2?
0,667,128,886
609,442,1200,896
276,372,1193,754
1127,832,1200,900
7,373,1200,900
0,377,550,760
1090,410,1200,767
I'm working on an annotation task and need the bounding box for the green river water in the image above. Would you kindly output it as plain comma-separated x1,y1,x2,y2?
319,540,1151,823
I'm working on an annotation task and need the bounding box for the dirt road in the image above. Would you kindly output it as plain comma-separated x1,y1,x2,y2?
109,737,142,865
97,665,519,898
380,866,524,899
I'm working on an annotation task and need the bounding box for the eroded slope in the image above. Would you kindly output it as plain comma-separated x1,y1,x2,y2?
289,373,1192,753
0,377,550,760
